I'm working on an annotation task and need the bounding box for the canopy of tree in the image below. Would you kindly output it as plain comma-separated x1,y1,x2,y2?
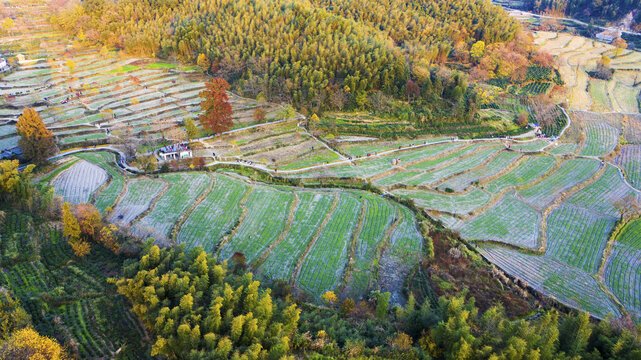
52,0,526,120
15,108,57,165
115,244,300,359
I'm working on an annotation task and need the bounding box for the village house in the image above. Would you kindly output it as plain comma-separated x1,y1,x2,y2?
159,143,193,160
595,28,622,44
0,58,10,73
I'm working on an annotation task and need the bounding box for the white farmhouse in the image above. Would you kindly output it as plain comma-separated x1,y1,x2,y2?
0,58,10,73
159,143,193,160
595,29,622,44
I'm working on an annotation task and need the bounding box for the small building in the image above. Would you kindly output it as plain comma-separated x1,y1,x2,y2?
159,143,192,160
0,58,10,73
595,29,622,44
15,54,26,65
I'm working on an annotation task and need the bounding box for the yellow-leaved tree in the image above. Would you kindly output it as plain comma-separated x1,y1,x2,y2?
62,202,90,257
321,291,338,305
15,108,57,165
0,328,68,360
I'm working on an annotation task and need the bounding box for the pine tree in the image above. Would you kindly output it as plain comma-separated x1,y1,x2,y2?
15,108,57,165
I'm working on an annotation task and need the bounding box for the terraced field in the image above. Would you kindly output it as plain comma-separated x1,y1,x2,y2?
534,31,640,114
269,106,637,317
604,219,641,319
51,160,107,204
50,155,423,302
0,3,288,151
38,26,641,320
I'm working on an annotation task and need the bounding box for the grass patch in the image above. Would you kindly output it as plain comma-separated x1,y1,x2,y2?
106,65,140,73
147,62,178,69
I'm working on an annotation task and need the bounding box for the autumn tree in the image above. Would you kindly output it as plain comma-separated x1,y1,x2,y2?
516,112,529,127
62,202,90,257
62,203,80,242
184,118,198,140
277,104,296,120
0,289,30,339
529,94,559,128
98,224,119,253
133,154,157,174
0,328,68,360
198,78,233,134
405,80,420,103
470,41,486,63
65,59,75,74
1,18,14,36
75,203,101,239
253,107,266,123
16,108,57,165
321,291,338,305
612,38,627,58
197,53,210,70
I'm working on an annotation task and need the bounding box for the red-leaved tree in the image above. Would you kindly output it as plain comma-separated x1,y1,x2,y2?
198,78,233,134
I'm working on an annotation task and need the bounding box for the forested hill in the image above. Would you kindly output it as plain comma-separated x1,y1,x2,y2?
527,0,641,29
52,0,528,117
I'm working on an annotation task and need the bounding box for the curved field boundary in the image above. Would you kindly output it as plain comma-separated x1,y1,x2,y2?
480,245,621,319
286,193,340,284
251,191,300,270
176,174,249,251
456,192,541,249
603,218,641,316
169,173,217,242
51,159,108,204
218,186,294,263
132,173,211,240
110,178,168,225
296,194,362,298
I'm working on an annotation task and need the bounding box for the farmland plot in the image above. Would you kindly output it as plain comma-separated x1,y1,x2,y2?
588,79,612,112
346,193,396,298
134,173,211,240
374,170,423,187
379,205,423,304
515,140,551,153
408,146,502,186
437,151,521,192
545,204,615,273
456,192,541,248
624,115,641,144
580,121,620,157
548,143,578,155
480,245,621,319
338,137,449,157
74,151,126,211
296,194,362,298
519,158,601,210
566,165,636,217
52,160,108,204
604,219,641,315
109,178,166,225
177,174,249,250
407,143,482,172
259,191,335,281
218,186,294,263
484,156,557,193
613,145,641,190
393,188,491,215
